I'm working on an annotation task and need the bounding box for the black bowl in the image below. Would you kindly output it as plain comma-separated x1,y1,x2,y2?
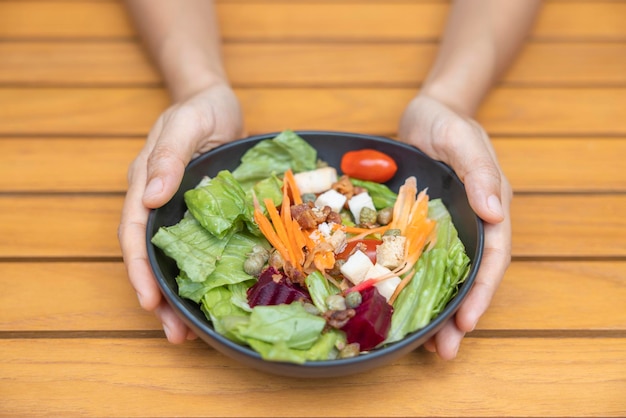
146,130,484,378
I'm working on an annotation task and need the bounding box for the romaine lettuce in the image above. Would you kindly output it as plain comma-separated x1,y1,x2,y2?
232,130,317,190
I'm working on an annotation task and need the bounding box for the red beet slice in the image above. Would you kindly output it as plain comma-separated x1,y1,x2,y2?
341,287,393,351
247,266,311,307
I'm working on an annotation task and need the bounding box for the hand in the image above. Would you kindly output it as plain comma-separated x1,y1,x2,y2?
118,82,244,343
398,94,512,359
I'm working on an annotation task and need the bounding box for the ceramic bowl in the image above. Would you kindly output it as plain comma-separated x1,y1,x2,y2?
146,130,484,378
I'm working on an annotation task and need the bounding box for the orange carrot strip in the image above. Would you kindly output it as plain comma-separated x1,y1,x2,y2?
389,266,417,305
264,197,298,268
280,183,307,266
253,198,291,264
283,168,303,205
314,251,335,272
345,225,390,242
389,176,417,232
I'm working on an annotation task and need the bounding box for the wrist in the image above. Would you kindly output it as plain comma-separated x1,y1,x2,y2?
158,35,230,102
419,69,493,118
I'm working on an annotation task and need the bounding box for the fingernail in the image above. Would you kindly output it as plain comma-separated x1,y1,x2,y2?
144,177,163,200
487,194,504,218
136,291,145,307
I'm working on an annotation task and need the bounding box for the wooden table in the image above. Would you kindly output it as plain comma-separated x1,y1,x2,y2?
1,1,625,416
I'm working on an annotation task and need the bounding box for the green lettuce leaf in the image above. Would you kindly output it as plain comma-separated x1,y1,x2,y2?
305,270,336,313
246,329,344,364
385,199,471,344
201,285,251,344
151,214,232,283
175,231,269,302
232,130,317,190
240,303,327,351
184,170,253,239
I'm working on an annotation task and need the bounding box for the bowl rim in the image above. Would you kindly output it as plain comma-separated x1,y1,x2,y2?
146,130,484,370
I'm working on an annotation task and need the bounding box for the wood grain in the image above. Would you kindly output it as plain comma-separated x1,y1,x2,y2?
1,41,624,87
1,1,624,41
1,194,624,258
1,87,624,136
1,261,624,332
1,338,624,417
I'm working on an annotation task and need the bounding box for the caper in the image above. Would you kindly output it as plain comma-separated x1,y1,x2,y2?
301,193,317,203
326,294,347,311
383,228,402,237
302,302,321,316
358,207,377,226
268,249,284,269
243,254,265,276
345,291,362,309
377,207,393,225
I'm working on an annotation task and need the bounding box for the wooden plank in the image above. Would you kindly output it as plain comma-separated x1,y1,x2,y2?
483,260,626,330
1,87,624,136
493,138,626,193
511,195,626,258
0,195,123,258
2,137,626,193
1,260,624,332
0,194,624,258
0,1,624,41
0,262,160,331
1,41,624,87
0,138,142,193
1,338,624,417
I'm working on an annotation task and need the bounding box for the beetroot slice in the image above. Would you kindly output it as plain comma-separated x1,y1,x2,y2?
247,266,311,307
341,287,393,351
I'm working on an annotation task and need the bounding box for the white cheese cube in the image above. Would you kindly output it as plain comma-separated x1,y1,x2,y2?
364,263,401,302
314,189,347,213
339,250,374,285
293,167,338,194
348,192,376,224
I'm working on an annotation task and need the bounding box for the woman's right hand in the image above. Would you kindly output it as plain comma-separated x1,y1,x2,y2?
118,82,245,343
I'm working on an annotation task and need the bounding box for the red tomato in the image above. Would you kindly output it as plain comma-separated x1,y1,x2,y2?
340,149,398,183
336,239,382,264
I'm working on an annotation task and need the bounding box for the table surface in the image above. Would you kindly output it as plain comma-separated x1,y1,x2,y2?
1,1,625,416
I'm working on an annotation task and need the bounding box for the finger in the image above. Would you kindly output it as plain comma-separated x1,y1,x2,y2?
423,337,437,353
456,190,512,332
143,106,214,208
118,155,163,312
154,300,191,344
432,318,466,360
435,120,505,225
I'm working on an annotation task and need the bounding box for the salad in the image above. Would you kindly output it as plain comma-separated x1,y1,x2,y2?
152,130,471,364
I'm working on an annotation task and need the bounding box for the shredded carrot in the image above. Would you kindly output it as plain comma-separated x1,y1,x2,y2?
253,196,291,264
314,251,335,272
264,197,301,271
283,168,303,205
388,266,416,304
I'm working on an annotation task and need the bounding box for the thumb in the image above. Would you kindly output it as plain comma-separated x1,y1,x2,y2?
142,109,209,208
439,122,506,225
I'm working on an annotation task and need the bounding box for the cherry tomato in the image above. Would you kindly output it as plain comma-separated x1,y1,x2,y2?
340,149,398,183
336,239,382,264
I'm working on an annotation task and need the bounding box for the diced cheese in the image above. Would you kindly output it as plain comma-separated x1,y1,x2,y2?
364,263,401,302
348,192,376,224
339,250,374,285
314,189,347,213
293,167,338,194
